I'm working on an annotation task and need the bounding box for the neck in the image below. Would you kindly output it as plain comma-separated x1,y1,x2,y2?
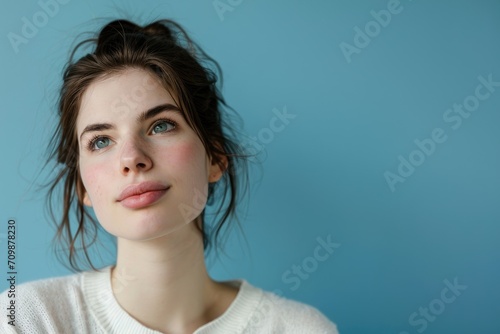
110,223,236,333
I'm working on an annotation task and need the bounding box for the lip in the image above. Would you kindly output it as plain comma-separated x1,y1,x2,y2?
117,181,170,209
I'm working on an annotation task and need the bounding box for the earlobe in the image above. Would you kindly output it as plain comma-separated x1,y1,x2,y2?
209,168,223,183
208,155,228,183
83,192,92,207
76,177,92,207
209,172,222,183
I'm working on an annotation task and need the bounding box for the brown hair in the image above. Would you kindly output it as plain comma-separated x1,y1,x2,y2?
46,19,251,272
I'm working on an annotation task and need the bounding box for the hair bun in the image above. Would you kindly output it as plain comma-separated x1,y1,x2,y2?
142,22,174,41
95,20,176,55
95,19,140,54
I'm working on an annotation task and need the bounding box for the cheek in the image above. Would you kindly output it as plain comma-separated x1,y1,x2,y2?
159,140,210,208
158,140,208,176
80,162,109,200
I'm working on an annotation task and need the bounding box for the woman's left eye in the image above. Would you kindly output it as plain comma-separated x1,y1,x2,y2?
152,119,176,134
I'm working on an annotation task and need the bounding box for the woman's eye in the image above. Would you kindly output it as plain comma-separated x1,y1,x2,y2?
89,137,111,151
152,120,176,134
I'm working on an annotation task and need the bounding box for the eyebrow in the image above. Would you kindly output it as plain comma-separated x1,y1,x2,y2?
79,103,182,141
136,103,182,122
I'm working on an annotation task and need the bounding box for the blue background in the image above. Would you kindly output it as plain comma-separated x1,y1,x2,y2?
1,0,499,333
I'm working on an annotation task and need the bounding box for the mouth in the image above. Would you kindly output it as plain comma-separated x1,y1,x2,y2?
117,182,170,209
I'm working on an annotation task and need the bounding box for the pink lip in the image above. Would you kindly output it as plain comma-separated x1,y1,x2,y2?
117,181,170,209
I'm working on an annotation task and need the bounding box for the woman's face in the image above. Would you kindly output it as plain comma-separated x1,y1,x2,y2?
76,68,222,241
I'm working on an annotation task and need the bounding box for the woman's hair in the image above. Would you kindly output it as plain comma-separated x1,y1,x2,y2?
45,19,251,272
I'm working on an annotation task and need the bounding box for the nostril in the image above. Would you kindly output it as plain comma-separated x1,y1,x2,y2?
137,163,146,168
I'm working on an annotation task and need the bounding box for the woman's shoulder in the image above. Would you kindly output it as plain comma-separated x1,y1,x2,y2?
0,269,101,333
0,270,83,303
236,280,339,334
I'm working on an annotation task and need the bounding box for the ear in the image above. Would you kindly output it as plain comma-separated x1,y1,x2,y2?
76,176,92,207
208,153,228,183
83,192,93,207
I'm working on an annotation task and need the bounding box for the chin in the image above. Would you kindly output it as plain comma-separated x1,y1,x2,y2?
116,217,189,241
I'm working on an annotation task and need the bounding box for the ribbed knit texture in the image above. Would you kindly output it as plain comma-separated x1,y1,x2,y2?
1,266,338,333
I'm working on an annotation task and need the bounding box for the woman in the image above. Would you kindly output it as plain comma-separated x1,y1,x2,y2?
1,19,338,333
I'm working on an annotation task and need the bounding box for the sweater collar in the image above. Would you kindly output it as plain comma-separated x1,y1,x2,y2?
82,265,263,333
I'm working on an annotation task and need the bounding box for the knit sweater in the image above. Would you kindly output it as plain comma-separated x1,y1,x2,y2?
0,266,338,333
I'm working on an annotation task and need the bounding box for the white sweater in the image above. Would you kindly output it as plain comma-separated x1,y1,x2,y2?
0,266,338,333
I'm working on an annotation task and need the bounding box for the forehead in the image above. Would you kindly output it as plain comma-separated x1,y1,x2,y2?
76,68,178,131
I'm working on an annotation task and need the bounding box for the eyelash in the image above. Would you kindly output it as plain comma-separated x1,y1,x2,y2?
86,134,106,152
152,118,178,134
86,118,178,152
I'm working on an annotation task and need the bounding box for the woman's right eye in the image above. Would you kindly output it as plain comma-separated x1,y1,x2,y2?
88,136,111,151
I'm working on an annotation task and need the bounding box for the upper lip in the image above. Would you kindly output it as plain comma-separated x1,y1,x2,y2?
117,181,169,201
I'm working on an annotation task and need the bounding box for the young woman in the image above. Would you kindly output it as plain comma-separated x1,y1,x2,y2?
1,19,338,333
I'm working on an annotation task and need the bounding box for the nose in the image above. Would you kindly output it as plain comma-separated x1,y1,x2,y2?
119,138,153,175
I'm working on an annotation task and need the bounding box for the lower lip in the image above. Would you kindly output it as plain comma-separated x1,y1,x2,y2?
119,188,169,209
